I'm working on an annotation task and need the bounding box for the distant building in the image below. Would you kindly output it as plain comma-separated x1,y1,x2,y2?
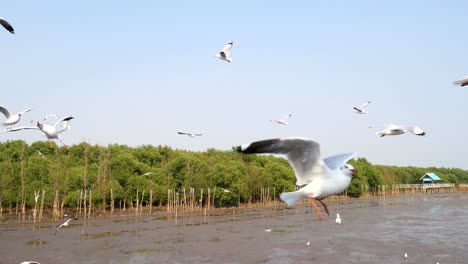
419,173,441,184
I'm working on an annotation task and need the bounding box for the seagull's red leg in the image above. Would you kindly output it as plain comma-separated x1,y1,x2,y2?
309,198,322,220
317,200,330,216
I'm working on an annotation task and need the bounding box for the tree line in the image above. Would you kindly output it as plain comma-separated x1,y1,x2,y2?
0,140,467,211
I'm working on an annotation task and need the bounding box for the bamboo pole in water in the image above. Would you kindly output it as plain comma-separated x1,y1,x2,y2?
39,190,45,222
110,188,114,217
88,189,92,219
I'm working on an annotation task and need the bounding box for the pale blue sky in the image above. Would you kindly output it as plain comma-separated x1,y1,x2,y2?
1,1,468,169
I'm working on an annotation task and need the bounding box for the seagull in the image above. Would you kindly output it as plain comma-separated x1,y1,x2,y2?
270,114,293,125
0,106,31,129
404,253,408,259
453,76,468,87
353,101,371,114
1,116,74,148
215,41,233,63
237,137,356,220
43,114,58,121
178,131,203,138
36,150,45,158
369,124,426,137
55,218,73,235
141,172,154,176
335,213,342,224
20,261,41,264
265,229,272,232
223,189,231,193
306,241,310,246
0,18,14,34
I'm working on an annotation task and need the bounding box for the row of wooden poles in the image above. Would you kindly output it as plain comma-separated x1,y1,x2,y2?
3,184,466,224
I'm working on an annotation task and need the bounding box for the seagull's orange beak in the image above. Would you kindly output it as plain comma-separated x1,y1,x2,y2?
352,169,358,174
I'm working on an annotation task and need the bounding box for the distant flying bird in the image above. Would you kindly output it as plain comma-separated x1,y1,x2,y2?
335,213,342,224
0,18,14,34
20,261,40,264
43,114,58,121
36,150,45,158
141,172,154,176
264,229,272,232
55,218,73,235
237,137,356,220
223,189,231,193
0,106,31,129
369,124,426,137
178,132,203,138
2,116,74,148
353,101,371,114
270,114,293,125
215,41,233,63
404,253,408,259
453,76,468,87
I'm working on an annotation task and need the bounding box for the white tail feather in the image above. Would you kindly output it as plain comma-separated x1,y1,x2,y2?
280,190,307,206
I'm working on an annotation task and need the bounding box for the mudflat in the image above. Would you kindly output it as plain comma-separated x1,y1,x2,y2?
1,193,467,264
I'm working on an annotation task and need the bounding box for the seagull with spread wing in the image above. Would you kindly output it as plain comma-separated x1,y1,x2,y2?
2,116,74,148
54,218,73,235
0,18,14,34
0,106,31,129
369,124,426,137
353,101,371,114
215,41,233,63
270,114,293,125
178,131,203,138
237,137,356,220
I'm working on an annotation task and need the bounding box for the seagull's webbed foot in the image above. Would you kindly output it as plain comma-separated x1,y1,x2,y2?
317,200,330,216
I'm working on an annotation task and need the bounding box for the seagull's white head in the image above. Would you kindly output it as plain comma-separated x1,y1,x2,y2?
341,164,357,177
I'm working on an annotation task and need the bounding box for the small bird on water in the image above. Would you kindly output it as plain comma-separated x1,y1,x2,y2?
335,213,342,224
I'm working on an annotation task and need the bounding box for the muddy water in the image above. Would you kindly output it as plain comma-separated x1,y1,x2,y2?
1,193,467,264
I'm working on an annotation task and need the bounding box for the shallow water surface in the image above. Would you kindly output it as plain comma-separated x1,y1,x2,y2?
1,193,467,263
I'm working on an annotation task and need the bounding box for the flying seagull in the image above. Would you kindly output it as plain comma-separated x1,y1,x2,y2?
2,116,74,148
55,218,73,235
0,106,31,130
453,76,468,87
36,150,45,158
178,132,203,138
215,41,233,63
270,114,293,125
237,137,356,220
43,114,58,121
0,18,14,34
20,261,41,264
141,172,154,176
353,101,371,114
369,124,426,137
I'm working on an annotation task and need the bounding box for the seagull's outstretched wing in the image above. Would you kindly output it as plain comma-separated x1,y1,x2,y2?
221,41,233,58
53,116,74,128
1,126,38,132
323,153,356,171
194,133,203,136
0,18,14,34
178,132,190,135
237,137,324,186
453,77,468,87
0,106,12,118
361,101,371,109
403,126,425,136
